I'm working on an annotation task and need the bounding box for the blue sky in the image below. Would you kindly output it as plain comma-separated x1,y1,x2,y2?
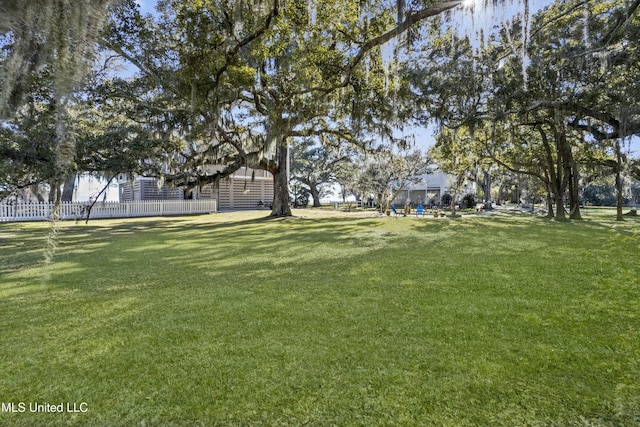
134,0,156,15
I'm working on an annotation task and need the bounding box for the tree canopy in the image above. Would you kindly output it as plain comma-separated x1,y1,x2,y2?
2,0,639,221
99,0,469,216
404,0,640,220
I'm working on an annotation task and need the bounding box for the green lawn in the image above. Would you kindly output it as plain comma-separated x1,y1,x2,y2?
1,210,639,426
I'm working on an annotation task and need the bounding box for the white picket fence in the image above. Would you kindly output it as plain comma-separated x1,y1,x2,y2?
0,200,217,222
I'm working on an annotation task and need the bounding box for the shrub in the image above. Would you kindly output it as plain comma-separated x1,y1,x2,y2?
582,184,616,206
461,193,476,210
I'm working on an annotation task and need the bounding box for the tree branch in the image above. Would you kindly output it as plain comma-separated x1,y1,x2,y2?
529,1,589,41
213,1,280,86
603,0,640,46
293,1,464,96
524,99,640,139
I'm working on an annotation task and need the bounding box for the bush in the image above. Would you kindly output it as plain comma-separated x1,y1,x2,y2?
582,184,616,206
441,193,453,207
461,193,476,210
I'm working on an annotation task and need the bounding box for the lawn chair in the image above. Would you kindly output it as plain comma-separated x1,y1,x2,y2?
416,205,425,216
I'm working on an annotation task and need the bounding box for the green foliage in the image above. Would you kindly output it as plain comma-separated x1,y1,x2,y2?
461,192,475,208
289,138,350,206
583,183,618,206
357,148,431,212
289,182,310,207
408,0,640,220
0,72,59,197
100,0,465,216
0,0,111,117
0,68,182,200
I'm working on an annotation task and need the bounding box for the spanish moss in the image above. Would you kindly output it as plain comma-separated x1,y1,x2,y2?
1,0,113,263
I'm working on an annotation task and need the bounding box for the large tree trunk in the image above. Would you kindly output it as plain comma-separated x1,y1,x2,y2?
61,174,76,202
567,164,581,219
554,193,566,220
551,165,566,220
309,183,322,208
377,192,385,213
270,142,293,217
553,127,567,221
615,139,624,221
551,160,566,220
48,179,58,203
30,184,45,203
559,131,581,220
540,127,557,219
482,169,492,210
545,184,555,219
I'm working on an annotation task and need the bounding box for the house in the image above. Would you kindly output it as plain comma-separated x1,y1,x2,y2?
393,170,476,207
118,167,274,210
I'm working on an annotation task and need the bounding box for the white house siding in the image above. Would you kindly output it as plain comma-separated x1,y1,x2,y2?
392,171,476,207
119,178,184,202
119,168,274,210
201,175,273,210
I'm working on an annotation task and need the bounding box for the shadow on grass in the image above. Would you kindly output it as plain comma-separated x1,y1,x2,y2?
2,212,640,425
1,213,388,294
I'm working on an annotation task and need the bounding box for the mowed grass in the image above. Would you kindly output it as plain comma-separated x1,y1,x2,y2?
0,210,639,426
